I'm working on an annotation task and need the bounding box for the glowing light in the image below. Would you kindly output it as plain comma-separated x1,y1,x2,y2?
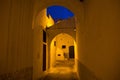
46,15,54,28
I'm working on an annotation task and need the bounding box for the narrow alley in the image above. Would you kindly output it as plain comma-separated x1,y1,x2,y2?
1,0,120,80
40,60,79,80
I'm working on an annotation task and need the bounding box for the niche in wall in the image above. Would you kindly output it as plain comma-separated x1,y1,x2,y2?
54,41,56,46
62,45,66,49
58,54,61,56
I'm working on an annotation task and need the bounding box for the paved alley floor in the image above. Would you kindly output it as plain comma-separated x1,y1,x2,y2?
40,59,79,80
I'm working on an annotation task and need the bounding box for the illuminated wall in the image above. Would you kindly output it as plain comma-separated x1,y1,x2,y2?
50,33,76,67
36,9,54,29
50,38,56,67
33,8,55,79
74,41,78,72
47,15,55,27
47,17,76,69
55,33,74,61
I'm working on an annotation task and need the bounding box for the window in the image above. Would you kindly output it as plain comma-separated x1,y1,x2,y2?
62,45,66,49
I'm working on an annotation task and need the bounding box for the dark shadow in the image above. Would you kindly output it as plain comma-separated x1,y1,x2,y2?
43,44,46,71
0,67,33,80
77,60,101,80
69,46,75,59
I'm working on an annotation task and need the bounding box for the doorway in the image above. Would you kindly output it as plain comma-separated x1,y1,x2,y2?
43,44,46,71
69,46,75,59
50,33,76,68
43,30,47,71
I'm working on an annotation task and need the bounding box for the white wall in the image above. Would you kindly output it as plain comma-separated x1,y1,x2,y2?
47,17,76,69
55,33,74,60
34,8,54,29
50,38,56,67
50,33,75,65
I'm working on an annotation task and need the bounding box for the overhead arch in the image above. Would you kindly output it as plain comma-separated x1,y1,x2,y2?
32,0,84,29
32,1,84,79
47,30,76,44
33,0,82,17
50,33,77,68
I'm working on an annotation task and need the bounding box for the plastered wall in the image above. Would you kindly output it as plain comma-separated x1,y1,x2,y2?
78,0,120,80
1,0,120,80
50,38,56,67
55,33,74,61
0,0,33,79
33,6,55,79
47,17,76,69
34,0,120,80
36,9,54,29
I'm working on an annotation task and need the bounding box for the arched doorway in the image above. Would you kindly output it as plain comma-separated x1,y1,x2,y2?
32,1,83,79
50,33,78,71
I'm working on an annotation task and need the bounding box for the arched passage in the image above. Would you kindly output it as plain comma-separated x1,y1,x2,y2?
50,33,78,70
1,0,120,80
33,1,84,79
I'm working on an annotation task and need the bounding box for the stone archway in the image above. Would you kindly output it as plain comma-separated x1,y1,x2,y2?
32,1,84,80
49,33,78,69
33,0,84,29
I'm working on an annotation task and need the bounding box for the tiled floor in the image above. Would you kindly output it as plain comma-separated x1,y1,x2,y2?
40,60,79,80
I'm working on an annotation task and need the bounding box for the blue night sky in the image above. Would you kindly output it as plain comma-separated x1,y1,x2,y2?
47,5,74,23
